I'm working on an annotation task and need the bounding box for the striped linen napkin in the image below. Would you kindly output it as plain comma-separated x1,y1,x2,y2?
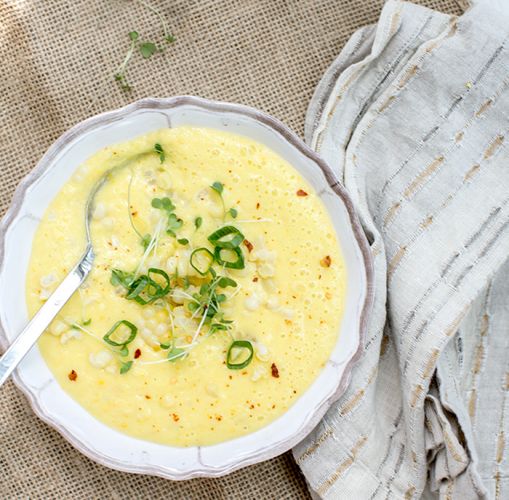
293,1,509,498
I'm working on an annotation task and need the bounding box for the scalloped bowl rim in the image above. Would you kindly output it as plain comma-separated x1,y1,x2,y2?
0,96,374,480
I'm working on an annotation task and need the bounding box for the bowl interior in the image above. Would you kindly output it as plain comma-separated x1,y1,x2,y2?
0,97,370,479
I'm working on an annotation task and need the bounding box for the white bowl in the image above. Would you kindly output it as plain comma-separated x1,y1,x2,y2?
0,97,373,479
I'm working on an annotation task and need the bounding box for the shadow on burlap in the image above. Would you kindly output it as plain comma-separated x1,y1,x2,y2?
0,0,462,497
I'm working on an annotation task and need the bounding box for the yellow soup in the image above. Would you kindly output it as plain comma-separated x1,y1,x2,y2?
26,127,345,446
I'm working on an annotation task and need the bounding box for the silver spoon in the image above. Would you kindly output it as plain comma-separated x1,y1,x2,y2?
0,154,146,387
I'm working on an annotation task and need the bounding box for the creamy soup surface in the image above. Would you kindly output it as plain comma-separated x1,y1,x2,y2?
26,127,346,446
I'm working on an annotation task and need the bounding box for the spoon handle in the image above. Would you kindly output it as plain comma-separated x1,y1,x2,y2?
0,246,94,388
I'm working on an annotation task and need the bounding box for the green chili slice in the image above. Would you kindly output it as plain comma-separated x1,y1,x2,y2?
147,268,171,296
226,340,254,370
125,268,170,304
126,276,150,303
190,247,215,275
103,320,138,347
214,246,245,269
208,226,244,249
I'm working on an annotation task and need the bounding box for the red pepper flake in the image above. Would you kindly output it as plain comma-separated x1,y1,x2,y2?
134,348,142,359
68,370,78,382
145,395,151,400
243,239,254,252
215,415,223,421
284,319,292,326
320,255,332,268
172,413,180,422
131,211,138,217
249,404,255,409
252,277,259,282
256,202,260,209
271,363,280,378
297,189,308,197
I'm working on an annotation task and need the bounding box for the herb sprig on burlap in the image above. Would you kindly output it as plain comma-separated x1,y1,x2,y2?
114,0,175,90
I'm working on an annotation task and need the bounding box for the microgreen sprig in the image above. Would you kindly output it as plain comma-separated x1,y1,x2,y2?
136,0,176,43
154,143,165,163
210,181,239,220
114,31,139,90
210,181,226,218
115,1,175,89
187,273,237,325
151,197,183,237
139,41,158,59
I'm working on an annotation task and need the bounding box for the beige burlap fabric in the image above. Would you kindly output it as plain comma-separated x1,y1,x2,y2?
0,1,463,498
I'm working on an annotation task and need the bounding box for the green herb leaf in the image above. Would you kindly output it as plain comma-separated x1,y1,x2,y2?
165,34,176,43
129,31,139,41
228,208,238,218
139,41,158,59
226,340,254,370
119,346,129,357
103,320,138,347
166,213,183,236
154,143,165,163
168,346,187,362
83,318,92,326
194,216,203,230
141,233,152,250
152,197,183,236
120,360,133,374
211,181,223,195
218,277,237,288
177,238,189,246
152,197,175,211
188,301,199,312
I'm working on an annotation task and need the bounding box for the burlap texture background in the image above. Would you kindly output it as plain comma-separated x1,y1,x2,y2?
0,1,463,498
